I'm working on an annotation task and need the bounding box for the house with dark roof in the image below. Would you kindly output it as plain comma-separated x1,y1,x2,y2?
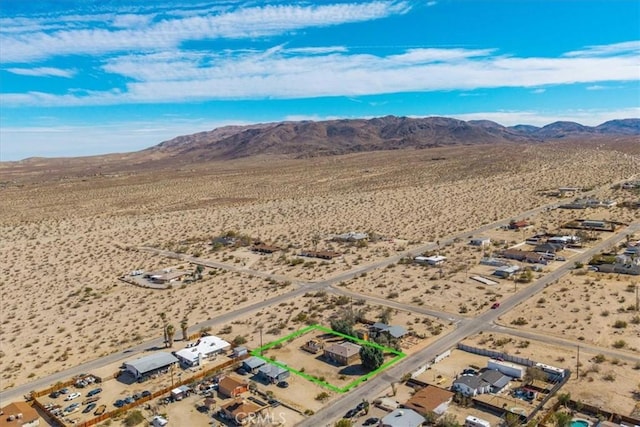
370,323,408,339
323,342,362,366
402,385,454,416
451,370,512,396
258,363,290,383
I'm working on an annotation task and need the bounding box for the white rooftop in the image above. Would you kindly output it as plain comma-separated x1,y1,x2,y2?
175,335,230,364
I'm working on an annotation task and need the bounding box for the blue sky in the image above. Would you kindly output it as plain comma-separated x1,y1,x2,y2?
1,0,638,160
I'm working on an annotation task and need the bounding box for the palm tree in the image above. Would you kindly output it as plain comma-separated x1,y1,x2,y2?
159,312,168,347
180,317,189,341
166,324,176,348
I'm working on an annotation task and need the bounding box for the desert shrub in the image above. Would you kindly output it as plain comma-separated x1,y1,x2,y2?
612,340,626,349
613,320,627,329
124,410,144,426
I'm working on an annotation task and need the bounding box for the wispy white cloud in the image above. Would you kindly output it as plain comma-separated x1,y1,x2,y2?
564,40,640,57
2,42,637,107
1,1,410,62
531,88,546,94
5,66,75,78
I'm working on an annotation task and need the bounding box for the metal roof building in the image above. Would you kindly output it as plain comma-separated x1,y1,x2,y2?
124,352,179,379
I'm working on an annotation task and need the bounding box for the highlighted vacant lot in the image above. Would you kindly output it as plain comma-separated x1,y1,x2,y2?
251,324,405,393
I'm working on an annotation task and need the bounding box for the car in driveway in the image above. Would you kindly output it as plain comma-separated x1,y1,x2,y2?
363,418,380,426
491,302,500,309
82,403,97,414
65,392,81,401
86,388,102,397
276,381,289,388
344,408,359,419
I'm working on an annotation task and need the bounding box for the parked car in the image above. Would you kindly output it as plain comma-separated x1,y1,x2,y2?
64,403,80,413
59,388,69,395
276,381,289,388
86,388,102,397
94,404,107,416
364,418,380,426
344,408,359,419
124,396,135,404
141,390,152,398
236,368,248,376
132,393,142,401
82,403,97,414
491,302,500,309
65,392,81,401
113,399,125,408
49,391,61,399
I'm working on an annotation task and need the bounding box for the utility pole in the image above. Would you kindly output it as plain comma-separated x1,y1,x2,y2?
635,282,638,312
576,345,580,380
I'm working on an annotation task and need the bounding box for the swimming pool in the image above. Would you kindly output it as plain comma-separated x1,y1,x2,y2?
571,419,590,427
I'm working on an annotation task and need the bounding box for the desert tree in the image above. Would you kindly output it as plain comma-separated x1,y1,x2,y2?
166,324,176,348
359,346,384,371
159,312,168,346
180,317,189,341
554,412,572,427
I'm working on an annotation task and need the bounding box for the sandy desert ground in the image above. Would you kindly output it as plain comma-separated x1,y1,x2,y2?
1,141,639,410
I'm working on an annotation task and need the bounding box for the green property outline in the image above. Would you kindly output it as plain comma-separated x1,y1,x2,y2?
249,324,406,393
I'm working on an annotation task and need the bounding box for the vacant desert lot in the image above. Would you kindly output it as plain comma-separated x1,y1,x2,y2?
1,141,638,392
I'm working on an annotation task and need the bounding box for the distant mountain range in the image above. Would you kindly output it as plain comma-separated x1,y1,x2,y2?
145,116,640,161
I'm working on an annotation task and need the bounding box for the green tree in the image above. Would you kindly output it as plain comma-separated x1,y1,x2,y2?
166,324,176,348
504,412,522,427
557,393,571,408
194,264,204,280
422,411,438,425
359,346,384,371
554,412,572,427
330,319,355,337
524,366,547,384
378,307,393,324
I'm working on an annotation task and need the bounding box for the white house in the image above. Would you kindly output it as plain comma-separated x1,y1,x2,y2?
415,255,447,266
175,335,230,367
469,237,491,246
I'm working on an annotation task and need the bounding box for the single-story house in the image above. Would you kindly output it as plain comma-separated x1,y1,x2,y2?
211,236,236,247
500,249,546,264
323,341,362,366
480,370,511,393
469,237,491,246
170,385,191,401
300,250,342,260
258,363,290,383
534,243,563,254
124,352,179,379
242,356,267,373
479,258,510,267
370,323,408,339
402,385,454,416
333,232,369,242
508,220,530,230
415,255,447,266
220,399,267,426
493,265,520,279
452,370,511,396
252,243,281,254
144,269,191,284
452,375,491,397
0,402,40,427
380,408,425,427
464,415,491,427
151,415,168,427
175,335,231,367
218,376,248,398
375,397,400,411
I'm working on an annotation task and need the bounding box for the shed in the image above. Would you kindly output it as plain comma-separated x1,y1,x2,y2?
170,385,191,401
232,346,248,358
469,237,491,246
242,356,267,373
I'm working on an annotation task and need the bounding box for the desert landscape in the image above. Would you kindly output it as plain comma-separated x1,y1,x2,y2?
1,136,639,426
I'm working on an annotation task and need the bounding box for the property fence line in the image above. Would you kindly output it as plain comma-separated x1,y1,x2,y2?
526,370,571,423
457,343,536,367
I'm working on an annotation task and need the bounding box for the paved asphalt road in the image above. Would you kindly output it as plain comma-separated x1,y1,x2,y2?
0,176,635,409
298,222,640,427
